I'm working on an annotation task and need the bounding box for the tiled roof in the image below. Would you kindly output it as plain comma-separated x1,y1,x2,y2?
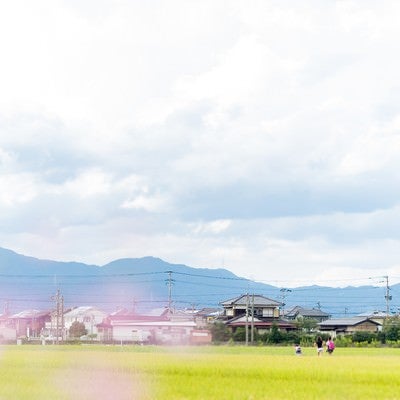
64,306,106,317
226,315,264,324
357,311,388,318
10,309,51,319
108,314,169,322
110,320,196,327
319,317,381,327
220,294,281,307
195,308,222,316
146,308,169,317
226,318,295,329
286,306,330,317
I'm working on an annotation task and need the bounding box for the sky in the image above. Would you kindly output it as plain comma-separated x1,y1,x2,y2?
0,0,400,288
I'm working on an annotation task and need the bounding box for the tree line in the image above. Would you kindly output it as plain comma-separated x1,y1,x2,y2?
209,316,400,347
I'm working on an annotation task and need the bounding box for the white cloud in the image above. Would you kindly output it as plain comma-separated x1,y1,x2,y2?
60,169,112,198
121,194,167,213
192,219,232,235
336,123,400,176
0,173,38,206
0,1,400,287
0,147,14,168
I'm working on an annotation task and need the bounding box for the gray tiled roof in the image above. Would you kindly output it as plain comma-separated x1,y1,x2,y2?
220,294,281,307
286,306,330,317
319,317,381,327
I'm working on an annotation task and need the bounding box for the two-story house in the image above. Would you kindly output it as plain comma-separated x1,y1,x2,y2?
220,294,295,334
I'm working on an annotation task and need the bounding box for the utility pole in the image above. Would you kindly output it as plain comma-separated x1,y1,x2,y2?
165,271,175,315
384,275,392,318
251,293,255,345
245,293,249,346
3,300,9,316
279,288,291,317
370,275,392,318
191,303,197,321
61,294,64,342
55,290,60,344
132,297,136,315
52,289,64,344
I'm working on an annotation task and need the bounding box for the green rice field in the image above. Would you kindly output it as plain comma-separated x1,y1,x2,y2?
0,344,399,399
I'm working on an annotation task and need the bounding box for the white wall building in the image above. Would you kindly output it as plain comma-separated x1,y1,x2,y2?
63,306,107,338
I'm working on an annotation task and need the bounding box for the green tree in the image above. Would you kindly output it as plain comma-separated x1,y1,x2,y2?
383,317,400,341
233,327,246,342
268,323,282,344
69,321,87,338
295,317,318,333
209,322,231,343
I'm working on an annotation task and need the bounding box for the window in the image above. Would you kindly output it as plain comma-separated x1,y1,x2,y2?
263,308,273,317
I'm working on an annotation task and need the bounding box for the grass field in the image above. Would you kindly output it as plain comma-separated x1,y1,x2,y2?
0,344,400,399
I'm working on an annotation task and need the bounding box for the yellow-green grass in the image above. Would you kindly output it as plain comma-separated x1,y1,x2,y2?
0,345,399,399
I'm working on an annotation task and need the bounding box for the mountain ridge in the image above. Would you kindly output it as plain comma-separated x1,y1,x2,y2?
0,247,396,317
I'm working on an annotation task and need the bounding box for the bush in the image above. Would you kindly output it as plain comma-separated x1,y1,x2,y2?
352,331,377,344
332,335,351,347
233,327,246,342
285,331,301,344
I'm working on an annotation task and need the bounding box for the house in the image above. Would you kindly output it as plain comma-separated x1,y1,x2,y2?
0,326,17,342
220,294,295,333
7,309,51,339
99,309,205,344
194,308,222,327
357,311,388,325
220,294,281,319
63,306,107,339
0,313,17,341
318,317,383,336
285,306,330,322
101,313,168,343
224,315,295,335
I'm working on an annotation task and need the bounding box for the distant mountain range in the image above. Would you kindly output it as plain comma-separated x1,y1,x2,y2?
0,247,397,317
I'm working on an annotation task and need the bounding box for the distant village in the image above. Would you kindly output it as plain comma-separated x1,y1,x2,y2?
0,293,389,345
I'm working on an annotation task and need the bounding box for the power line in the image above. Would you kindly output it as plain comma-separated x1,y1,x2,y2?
0,270,397,288
0,269,397,316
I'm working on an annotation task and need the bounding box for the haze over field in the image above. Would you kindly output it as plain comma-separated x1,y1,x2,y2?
0,1,400,287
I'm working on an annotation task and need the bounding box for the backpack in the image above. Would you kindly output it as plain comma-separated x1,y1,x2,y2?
328,340,335,350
